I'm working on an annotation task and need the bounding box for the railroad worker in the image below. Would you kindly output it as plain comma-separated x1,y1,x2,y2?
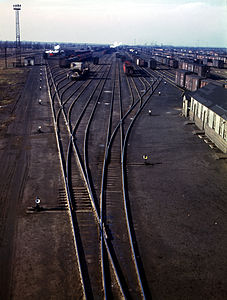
143,154,148,165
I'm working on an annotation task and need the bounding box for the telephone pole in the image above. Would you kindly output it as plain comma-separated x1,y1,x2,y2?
13,4,22,67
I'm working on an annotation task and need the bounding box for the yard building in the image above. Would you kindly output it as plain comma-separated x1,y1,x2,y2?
182,83,227,153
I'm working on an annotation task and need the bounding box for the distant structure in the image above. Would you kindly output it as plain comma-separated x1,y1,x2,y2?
13,4,22,67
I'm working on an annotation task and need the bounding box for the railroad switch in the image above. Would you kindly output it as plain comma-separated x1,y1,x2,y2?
143,154,148,165
34,196,43,212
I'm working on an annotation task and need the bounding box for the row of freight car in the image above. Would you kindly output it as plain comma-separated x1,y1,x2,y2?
117,52,157,75
175,70,210,91
154,55,210,77
152,55,224,69
178,60,210,77
131,56,157,69
198,58,224,68
153,55,178,68
59,54,99,67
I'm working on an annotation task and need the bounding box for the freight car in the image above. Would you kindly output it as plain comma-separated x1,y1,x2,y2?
59,50,92,68
136,58,146,67
193,64,210,77
212,59,224,68
185,74,202,92
175,70,191,88
148,59,157,69
93,56,99,65
123,61,134,76
169,59,178,68
153,55,178,68
178,60,210,77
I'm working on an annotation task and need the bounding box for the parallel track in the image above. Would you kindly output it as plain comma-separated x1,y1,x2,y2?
45,53,162,299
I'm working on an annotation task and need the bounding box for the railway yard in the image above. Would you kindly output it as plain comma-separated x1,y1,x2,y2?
0,48,227,299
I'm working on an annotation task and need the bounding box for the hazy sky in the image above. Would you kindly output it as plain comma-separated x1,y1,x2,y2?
0,0,227,47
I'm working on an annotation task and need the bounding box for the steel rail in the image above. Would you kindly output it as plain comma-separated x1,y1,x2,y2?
62,55,126,297
98,59,157,298
96,71,161,298
54,55,125,298
66,56,126,299
47,56,162,299
45,63,88,300
121,76,163,300
47,60,107,299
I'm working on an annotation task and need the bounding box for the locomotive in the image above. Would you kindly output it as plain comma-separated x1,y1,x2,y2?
59,50,92,68
67,62,89,80
123,61,134,76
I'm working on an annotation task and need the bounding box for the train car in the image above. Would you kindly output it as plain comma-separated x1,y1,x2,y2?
136,58,146,67
93,56,99,65
68,62,89,80
175,70,191,87
194,64,210,77
148,59,157,69
169,59,178,68
200,79,210,88
123,61,134,76
59,50,92,68
121,55,127,62
185,74,202,91
212,59,224,69
187,62,195,72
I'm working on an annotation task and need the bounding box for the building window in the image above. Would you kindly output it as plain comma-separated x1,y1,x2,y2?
191,99,194,111
196,104,199,116
223,123,227,140
219,120,222,135
200,105,203,119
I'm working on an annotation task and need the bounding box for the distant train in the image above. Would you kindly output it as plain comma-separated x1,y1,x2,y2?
59,50,93,68
123,61,134,76
43,49,61,59
153,56,179,68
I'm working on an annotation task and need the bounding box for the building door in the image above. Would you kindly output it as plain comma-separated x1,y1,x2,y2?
202,110,206,130
193,104,196,120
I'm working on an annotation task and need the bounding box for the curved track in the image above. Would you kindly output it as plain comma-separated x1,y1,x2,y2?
45,52,162,299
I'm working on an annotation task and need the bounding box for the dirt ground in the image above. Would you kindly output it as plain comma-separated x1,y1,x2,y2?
0,59,82,299
127,81,227,300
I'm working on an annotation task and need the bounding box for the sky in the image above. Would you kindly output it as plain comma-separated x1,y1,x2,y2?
0,0,227,47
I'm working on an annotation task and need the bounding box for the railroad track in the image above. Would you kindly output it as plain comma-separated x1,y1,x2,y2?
44,53,162,299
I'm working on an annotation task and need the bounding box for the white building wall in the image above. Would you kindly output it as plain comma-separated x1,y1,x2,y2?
188,96,227,152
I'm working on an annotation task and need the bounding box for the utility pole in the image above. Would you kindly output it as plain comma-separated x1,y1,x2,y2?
13,4,22,67
4,43,7,68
